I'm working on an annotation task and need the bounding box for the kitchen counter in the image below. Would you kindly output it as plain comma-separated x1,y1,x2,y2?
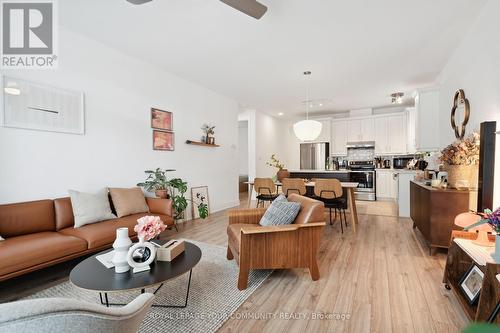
289,169,349,173
375,168,419,174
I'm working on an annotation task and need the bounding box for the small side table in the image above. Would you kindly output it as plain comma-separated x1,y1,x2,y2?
443,231,500,324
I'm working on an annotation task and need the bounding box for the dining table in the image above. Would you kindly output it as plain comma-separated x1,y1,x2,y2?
244,180,360,233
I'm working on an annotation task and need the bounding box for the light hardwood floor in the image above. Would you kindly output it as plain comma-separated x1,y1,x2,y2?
172,194,469,333
0,194,469,332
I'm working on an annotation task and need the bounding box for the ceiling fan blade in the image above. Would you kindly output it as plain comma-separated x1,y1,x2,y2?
220,0,268,19
126,0,152,4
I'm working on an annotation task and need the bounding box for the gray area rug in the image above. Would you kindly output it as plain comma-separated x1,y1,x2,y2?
24,240,271,333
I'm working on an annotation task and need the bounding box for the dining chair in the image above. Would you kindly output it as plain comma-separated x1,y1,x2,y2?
313,178,348,233
281,178,307,197
253,178,279,207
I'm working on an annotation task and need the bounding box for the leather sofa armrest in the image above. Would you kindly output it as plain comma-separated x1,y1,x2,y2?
228,208,267,225
146,197,173,217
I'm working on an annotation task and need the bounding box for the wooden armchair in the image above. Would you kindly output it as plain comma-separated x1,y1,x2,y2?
226,194,325,290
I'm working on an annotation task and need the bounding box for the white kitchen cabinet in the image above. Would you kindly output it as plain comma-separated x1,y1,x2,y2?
374,117,388,154
314,119,331,143
376,170,397,199
360,118,375,141
374,114,407,155
406,107,417,154
387,114,407,154
347,118,374,142
347,119,361,142
413,88,440,151
331,120,348,155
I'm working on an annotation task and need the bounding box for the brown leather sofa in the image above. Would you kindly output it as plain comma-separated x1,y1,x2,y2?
0,196,173,282
227,193,325,290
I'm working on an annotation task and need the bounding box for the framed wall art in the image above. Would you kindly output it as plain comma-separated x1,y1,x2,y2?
1,75,85,134
153,130,174,151
191,186,210,219
151,108,173,131
459,264,484,304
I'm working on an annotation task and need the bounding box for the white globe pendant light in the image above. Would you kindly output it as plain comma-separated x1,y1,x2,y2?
293,119,323,141
293,71,322,141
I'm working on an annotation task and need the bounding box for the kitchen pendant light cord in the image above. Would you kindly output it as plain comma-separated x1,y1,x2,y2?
304,71,311,120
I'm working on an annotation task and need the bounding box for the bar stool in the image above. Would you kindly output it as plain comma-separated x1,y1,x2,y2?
254,178,279,207
281,178,306,197
313,178,348,233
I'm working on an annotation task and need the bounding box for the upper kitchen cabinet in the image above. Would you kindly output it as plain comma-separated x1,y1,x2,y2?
388,114,407,154
406,107,417,154
331,119,348,155
413,87,440,152
314,119,331,143
374,113,407,155
347,118,375,142
374,117,388,154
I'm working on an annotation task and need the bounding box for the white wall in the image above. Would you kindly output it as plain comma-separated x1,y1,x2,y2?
0,28,240,214
254,111,286,178
238,121,248,175
436,0,500,207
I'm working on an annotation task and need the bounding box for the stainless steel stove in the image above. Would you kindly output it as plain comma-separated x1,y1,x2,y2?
348,160,376,201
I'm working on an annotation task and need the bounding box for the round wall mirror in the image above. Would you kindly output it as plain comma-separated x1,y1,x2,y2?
450,89,470,140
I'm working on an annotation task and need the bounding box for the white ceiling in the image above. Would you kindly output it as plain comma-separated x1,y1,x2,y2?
60,0,487,118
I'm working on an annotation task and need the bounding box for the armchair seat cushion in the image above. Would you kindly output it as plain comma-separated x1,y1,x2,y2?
0,232,87,276
59,213,171,249
227,223,255,254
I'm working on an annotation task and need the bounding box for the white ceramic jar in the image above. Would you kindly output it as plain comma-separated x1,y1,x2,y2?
112,227,132,273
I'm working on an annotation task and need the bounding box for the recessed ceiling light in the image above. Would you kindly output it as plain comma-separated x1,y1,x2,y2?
278,112,284,116
4,87,21,95
319,103,323,107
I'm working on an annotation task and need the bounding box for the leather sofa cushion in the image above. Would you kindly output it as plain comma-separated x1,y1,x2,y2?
109,187,149,218
0,200,55,237
54,197,74,231
59,213,171,249
0,232,87,276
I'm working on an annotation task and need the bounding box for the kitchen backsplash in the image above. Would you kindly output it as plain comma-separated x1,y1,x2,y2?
346,148,375,161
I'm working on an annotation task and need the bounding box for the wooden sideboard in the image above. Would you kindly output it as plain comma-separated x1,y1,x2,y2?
443,231,500,323
410,181,471,254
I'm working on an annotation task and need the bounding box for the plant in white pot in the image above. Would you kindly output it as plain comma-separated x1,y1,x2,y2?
439,132,480,189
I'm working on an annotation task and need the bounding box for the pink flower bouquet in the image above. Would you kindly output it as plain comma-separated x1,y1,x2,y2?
134,216,167,241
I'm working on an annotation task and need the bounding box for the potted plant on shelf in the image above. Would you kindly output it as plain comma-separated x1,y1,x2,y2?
201,124,216,145
137,169,209,221
266,154,290,181
439,132,480,189
136,168,174,199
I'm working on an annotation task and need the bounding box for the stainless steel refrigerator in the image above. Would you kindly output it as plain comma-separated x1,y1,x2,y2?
300,142,329,170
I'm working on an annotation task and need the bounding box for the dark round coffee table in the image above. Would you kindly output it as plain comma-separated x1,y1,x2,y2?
70,241,201,308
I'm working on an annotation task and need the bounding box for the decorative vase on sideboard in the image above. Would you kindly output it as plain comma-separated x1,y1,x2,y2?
277,169,290,182
495,235,500,260
444,164,479,189
112,227,132,273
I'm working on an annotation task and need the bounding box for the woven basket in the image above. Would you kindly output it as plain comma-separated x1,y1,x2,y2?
445,164,478,189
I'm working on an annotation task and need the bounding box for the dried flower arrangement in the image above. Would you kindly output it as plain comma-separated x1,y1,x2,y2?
439,132,480,166
266,154,285,170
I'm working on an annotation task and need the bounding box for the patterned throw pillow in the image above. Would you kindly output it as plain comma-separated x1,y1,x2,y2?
259,194,301,226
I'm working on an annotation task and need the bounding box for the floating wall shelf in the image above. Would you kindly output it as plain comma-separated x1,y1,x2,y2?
185,140,220,147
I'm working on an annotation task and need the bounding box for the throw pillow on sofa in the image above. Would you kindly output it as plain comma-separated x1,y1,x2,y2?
259,194,301,226
69,188,117,228
109,187,149,218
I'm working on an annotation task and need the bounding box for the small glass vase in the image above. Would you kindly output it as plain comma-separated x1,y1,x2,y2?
494,234,500,261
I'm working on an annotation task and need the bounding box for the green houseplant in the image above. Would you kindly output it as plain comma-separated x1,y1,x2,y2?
137,168,208,220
